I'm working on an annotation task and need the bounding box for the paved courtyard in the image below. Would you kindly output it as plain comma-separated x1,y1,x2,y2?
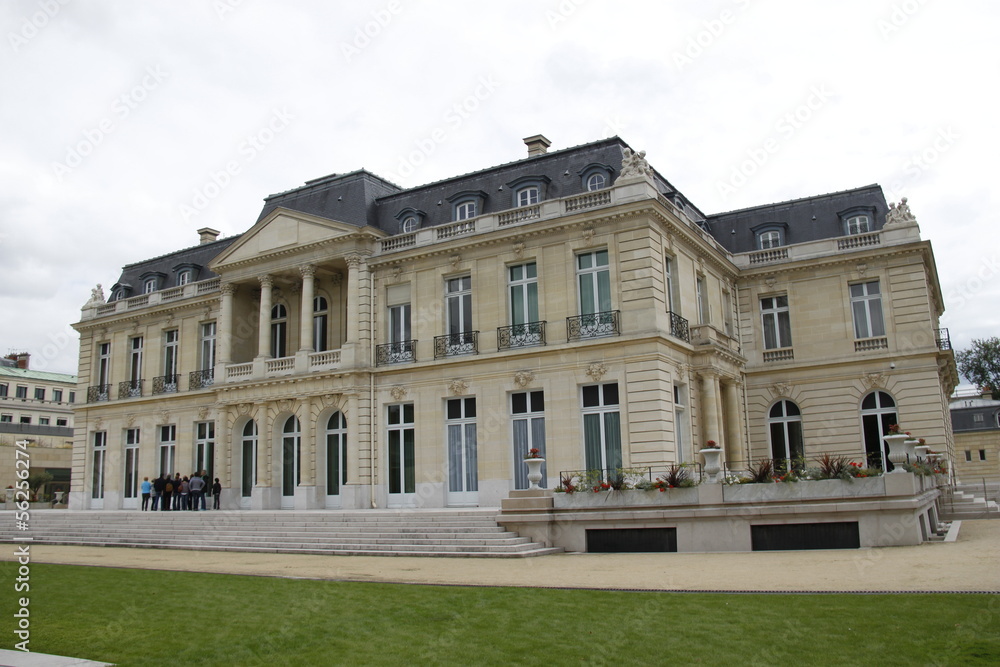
7,518,998,593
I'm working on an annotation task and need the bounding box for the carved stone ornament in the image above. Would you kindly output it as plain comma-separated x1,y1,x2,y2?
220,282,237,297
130,319,141,333
582,228,595,243
886,197,916,225
320,393,339,408
345,254,364,269
863,372,886,390
391,265,403,281
85,284,104,306
617,147,653,180
94,417,104,431
125,413,136,427
512,241,525,258
237,403,252,416
772,382,792,398
159,410,170,424
198,406,210,421
259,274,274,289
450,254,462,270
856,263,868,276
390,385,408,401
764,275,777,289
165,312,174,325
514,371,535,388
330,272,343,285
586,363,608,381
300,264,316,279
277,399,293,414
449,379,469,396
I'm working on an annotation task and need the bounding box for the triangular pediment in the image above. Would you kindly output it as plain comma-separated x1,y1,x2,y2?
210,208,371,271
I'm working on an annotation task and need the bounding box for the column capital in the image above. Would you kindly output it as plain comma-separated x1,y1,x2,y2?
345,253,366,269
300,264,316,279
220,282,238,297
259,274,274,289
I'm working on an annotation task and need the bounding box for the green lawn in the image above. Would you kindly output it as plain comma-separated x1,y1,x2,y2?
2,562,998,666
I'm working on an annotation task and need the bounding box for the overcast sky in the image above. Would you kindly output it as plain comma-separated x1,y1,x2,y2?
2,0,997,378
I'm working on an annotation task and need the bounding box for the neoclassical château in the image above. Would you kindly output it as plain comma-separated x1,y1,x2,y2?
71,135,958,511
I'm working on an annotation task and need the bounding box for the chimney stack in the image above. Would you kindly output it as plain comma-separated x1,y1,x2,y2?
523,134,551,157
5,352,30,369
197,228,221,245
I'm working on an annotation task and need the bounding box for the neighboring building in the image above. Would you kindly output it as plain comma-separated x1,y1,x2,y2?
71,135,958,511
0,353,75,497
950,393,1000,483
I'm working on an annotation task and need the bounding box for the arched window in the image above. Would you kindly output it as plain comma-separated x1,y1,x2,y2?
313,296,328,352
455,200,477,221
282,416,301,497
240,420,257,498
861,391,897,470
768,400,803,470
401,216,418,233
586,173,606,191
271,304,287,358
516,186,539,207
326,412,347,496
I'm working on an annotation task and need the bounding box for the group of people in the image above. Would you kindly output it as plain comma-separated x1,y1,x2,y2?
139,472,222,511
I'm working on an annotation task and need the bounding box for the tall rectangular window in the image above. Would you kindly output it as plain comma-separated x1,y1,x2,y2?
696,276,709,324
850,281,885,339
508,263,539,325
313,296,329,352
195,421,215,482
582,383,622,472
761,295,792,349
92,432,106,499
512,391,546,489
664,255,679,314
159,424,176,477
674,383,689,462
446,397,478,500
389,304,411,343
129,336,143,384
0,384,7,397
124,428,140,499
97,342,111,386
15,386,27,399
163,330,179,378
387,404,415,496
577,250,611,315
53,389,63,402
34,387,45,400
200,322,216,370
722,290,733,336
446,276,473,334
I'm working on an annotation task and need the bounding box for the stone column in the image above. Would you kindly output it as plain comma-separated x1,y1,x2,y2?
257,275,273,358
341,254,369,368
724,381,745,469
218,283,236,365
700,372,722,450
299,264,316,352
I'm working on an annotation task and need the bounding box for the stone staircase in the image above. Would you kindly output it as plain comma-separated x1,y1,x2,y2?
937,487,999,520
0,509,563,558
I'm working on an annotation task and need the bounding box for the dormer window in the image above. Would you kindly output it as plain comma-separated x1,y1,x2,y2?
177,270,192,286
847,215,870,235
446,190,487,222
144,278,157,294
578,163,614,192
455,201,476,220
393,207,426,234
758,231,782,249
517,187,539,207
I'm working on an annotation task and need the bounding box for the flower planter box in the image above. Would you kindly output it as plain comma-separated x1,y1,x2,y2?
722,477,886,503
553,487,701,509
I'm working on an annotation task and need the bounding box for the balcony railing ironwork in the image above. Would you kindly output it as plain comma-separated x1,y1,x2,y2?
434,331,479,359
152,374,179,395
935,328,952,351
87,384,111,403
497,321,546,350
189,369,214,390
376,340,417,366
118,379,143,399
567,311,620,341
668,311,690,342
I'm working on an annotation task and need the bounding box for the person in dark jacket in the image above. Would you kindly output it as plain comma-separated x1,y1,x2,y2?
212,478,222,510
188,473,205,511
152,474,166,511
161,474,173,511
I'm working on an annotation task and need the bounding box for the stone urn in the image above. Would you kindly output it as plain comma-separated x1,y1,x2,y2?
524,458,545,490
903,438,920,465
883,434,910,473
701,447,723,483
913,443,930,461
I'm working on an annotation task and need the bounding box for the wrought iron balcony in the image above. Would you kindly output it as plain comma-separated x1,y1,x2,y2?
434,332,479,359
152,374,179,395
566,311,620,341
376,340,417,366
189,368,214,389
497,321,546,350
118,379,143,399
87,384,110,403
935,328,952,351
668,311,690,342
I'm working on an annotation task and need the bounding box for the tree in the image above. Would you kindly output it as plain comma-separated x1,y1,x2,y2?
955,337,1000,399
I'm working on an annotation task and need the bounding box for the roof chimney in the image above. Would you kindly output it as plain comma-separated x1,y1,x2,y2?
197,228,221,245
5,352,30,369
523,134,551,157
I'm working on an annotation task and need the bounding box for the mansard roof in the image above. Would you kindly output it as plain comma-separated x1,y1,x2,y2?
706,184,891,254
109,234,241,300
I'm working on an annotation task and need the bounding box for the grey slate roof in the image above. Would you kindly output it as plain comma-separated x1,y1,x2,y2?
256,169,403,228
951,398,1000,432
109,234,241,301
705,184,891,254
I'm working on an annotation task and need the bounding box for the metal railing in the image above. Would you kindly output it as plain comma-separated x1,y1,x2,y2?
189,369,214,389
935,328,951,350
434,331,479,359
668,311,689,342
87,384,111,403
118,379,143,399
567,311,620,341
497,321,546,350
376,340,417,366
152,374,179,395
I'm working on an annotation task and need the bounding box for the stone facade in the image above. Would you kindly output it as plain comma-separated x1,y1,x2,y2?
950,395,1000,483
71,136,958,511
